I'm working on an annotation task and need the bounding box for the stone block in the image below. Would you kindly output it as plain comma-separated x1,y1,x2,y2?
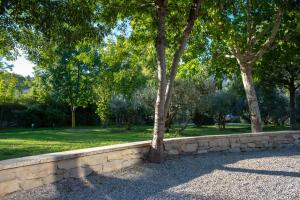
198,146,209,150
121,148,144,156
42,174,63,185
0,170,16,182
19,178,43,190
198,140,209,147
64,167,93,179
57,159,79,170
197,149,208,154
254,142,264,148
80,154,107,166
247,143,256,148
239,136,268,143
229,137,239,144
103,160,123,173
106,152,124,161
0,179,20,197
230,143,240,148
209,146,229,152
15,163,56,180
89,164,103,174
181,143,198,153
122,159,141,168
164,143,180,151
167,149,179,155
127,153,142,159
209,139,229,147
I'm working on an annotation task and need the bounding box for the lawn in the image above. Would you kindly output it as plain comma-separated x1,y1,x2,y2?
0,124,291,161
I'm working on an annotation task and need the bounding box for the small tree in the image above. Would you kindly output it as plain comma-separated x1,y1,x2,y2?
37,46,100,128
257,86,289,126
208,90,239,129
0,71,17,127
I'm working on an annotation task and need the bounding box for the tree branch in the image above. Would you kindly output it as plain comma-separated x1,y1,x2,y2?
246,0,255,49
252,7,284,62
164,0,202,116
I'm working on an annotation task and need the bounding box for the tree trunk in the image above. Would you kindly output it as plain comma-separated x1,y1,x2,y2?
240,64,262,132
149,0,167,163
150,0,201,163
164,0,202,117
150,91,166,162
0,106,4,128
289,82,297,130
165,111,172,132
71,105,76,128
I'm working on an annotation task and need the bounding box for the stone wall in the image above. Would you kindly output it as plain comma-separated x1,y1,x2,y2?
0,131,299,197
163,131,300,156
0,141,150,197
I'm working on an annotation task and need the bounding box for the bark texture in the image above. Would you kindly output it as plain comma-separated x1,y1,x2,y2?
71,106,76,128
150,0,167,163
240,64,262,132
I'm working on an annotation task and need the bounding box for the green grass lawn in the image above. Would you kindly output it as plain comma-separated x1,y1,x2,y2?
0,124,292,161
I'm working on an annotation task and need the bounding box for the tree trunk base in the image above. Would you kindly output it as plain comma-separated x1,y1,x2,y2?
149,147,164,163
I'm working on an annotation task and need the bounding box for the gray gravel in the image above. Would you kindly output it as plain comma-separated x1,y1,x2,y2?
5,147,300,200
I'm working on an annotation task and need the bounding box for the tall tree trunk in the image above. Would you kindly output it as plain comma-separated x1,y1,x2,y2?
289,81,297,130
71,105,76,128
149,0,167,163
150,0,201,163
240,64,262,132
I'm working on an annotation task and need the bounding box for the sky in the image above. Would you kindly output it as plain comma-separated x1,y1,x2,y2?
9,54,35,77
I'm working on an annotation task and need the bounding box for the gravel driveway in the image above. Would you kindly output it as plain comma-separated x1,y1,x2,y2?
5,146,300,200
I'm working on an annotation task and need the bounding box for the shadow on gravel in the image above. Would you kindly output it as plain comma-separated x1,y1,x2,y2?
220,166,300,177
49,146,300,200
6,146,300,200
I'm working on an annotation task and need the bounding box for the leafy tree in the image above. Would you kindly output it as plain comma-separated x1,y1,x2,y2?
102,0,203,162
206,0,287,132
101,0,206,162
168,76,215,131
94,37,147,125
0,71,17,127
257,9,300,129
208,90,240,129
257,86,289,125
36,45,100,128
0,0,104,58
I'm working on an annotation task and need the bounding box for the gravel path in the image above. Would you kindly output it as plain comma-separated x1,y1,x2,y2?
5,147,300,200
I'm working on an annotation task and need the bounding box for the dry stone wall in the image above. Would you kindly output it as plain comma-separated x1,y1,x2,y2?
163,131,300,156
0,131,299,197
